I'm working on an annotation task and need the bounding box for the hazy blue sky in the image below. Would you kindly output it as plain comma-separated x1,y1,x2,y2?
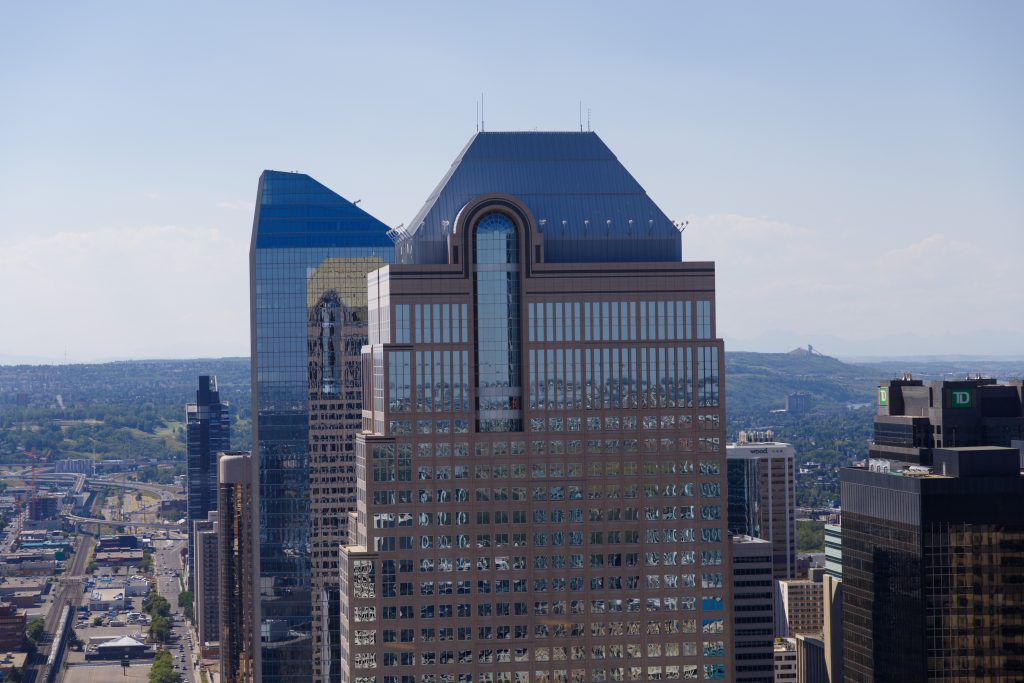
1,1,1021,362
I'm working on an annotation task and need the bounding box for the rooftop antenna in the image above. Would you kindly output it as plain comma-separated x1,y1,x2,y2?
587,108,591,132
579,101,583,132
481,92,485,132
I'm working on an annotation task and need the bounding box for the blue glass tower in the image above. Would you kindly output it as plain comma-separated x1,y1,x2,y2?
186,375,230,594
250,171,393,683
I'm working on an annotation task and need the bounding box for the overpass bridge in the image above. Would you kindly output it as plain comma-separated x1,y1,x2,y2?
65,514,181,533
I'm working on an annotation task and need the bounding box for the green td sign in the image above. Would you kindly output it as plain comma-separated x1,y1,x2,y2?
878,387,888,407
951,389,973,408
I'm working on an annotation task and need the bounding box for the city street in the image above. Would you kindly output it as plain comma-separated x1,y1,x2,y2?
153,537,197,683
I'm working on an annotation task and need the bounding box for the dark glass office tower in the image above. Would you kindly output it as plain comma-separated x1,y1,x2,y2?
340,132,733,683
250,171,394,683
841,447,1024,681
186,375,230,592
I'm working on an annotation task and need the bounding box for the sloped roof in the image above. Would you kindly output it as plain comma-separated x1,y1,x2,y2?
98,635,145,648
395,132,681,264
253,171,392,250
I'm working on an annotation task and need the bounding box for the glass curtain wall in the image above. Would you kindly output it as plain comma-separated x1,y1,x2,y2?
473,213,522,432
251,171,393,683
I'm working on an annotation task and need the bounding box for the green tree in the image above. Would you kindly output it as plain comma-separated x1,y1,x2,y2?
25,617,44,644
178,590,194,622
92,616,104,627
797,520,826,552
148,649,180,683
144,593,171,619
149,615,171,643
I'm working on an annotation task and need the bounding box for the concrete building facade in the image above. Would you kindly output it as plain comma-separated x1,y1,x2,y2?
821,576,842,683
773,577,823,638
727,432,796,579
194,511,219,650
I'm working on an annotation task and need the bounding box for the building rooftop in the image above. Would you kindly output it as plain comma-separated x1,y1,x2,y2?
97,635,146,649
90,588,125,601
253,170,393,250
394,131,681,265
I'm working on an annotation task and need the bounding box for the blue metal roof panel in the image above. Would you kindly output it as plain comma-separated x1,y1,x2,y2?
254,170,393,249
396,132,680,264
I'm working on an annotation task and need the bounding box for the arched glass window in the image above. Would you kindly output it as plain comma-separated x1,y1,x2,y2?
473,213,522,432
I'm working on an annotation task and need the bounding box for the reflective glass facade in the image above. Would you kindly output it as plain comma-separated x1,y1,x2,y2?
841,450,1024,681
186,375,230,593
339,133,732,683
473,214,522,432
250,171,393,683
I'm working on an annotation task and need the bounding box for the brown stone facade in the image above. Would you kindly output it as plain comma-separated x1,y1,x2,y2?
340,196,733,682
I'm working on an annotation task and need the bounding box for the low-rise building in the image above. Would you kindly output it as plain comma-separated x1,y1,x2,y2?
0,550,56,577
0,603,25,651
85,635,154,661
124,575,150,598
97,535,139,552
0,578,47,608
0,652,27,678
93,550,145,568
88,588,125,612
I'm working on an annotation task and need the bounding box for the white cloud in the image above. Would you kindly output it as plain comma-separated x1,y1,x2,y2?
217,200,254,212
0,226,250,362
683,214,1022,356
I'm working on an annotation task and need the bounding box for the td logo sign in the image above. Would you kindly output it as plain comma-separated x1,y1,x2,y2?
951,389,973,408
878,387,888,407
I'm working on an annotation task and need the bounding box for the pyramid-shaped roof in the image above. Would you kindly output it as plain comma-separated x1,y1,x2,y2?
395,132,681,264
98,635,146,648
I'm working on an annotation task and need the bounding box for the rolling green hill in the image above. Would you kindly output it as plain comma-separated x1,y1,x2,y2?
726,348,879,419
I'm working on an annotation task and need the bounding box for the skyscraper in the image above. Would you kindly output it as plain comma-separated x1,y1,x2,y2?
186,375,230,592
249,171,394,682
219,452,256,683
726,431,796,579
338,131,732,682
871,376,1024,463
841,446,1024,680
